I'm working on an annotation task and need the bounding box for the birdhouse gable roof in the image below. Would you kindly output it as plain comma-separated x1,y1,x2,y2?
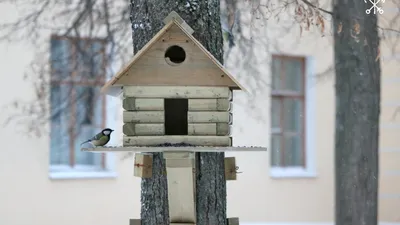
102,18,245,96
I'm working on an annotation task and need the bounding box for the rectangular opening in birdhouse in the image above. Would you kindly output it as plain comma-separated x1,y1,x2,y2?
164,99,188,135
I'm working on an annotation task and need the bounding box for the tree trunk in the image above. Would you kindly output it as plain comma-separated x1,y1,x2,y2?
129,1,227,225
332,0,381,225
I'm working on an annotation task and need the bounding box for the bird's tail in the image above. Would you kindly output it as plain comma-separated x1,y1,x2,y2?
80,140,90,146
227,33,235,48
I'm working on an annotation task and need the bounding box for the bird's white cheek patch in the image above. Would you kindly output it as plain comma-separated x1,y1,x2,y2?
104,131,111,135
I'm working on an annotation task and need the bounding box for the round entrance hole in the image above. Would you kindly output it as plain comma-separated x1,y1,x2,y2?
164,45,186,65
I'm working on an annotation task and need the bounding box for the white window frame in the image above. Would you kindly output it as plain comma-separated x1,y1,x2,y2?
270,56,316,179
49,41,118,180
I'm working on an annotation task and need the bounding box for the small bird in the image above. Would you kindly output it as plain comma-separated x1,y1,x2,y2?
222,28,235,48
221,8,240,48
80,128,114,147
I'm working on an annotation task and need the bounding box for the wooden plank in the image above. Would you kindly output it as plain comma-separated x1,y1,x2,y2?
123,98,164,111
188,111,232,123
227,217,239,225
224,157,237,180
123,123,165,136
123,136,232,147
123,86,231,99
123,111,164,123
164,152,194,159
188,99,231,111
163,153,195,169
129,219,141,225
217,123,231,135
165,154,196,223
83,146,268,153
166,158,194,167
133,153,153,178
169,223,196,225
188,123,230,136
124,98,232,111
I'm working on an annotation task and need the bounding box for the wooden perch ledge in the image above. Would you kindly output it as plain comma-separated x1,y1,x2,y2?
82,145,267,153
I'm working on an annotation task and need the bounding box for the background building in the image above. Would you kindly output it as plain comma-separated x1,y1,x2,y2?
0,0,399,224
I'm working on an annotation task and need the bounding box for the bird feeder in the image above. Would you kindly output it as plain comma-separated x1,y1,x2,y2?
83,11,267,225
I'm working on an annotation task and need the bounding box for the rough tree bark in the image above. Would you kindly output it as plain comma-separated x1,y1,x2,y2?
129,1,227,225
333,0,381,225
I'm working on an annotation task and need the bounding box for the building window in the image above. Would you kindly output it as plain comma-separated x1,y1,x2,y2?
270,55,306,168
49,35,107,172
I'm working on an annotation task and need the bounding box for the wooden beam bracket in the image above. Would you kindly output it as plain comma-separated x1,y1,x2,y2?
227,217,239,225
134,153,153,178
170,223,195,225
224,157,241,180
129,219,141,225
164,151,196,224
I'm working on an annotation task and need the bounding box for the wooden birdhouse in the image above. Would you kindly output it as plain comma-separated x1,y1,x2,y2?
101,12,246,148
85,11,267,225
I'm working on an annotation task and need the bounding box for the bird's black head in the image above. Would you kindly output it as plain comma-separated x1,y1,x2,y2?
102,128,114,136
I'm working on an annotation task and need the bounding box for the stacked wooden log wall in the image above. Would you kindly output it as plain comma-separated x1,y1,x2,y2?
122,86,233,147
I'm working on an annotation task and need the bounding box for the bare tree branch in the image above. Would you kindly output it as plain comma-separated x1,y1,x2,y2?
300,0,333,15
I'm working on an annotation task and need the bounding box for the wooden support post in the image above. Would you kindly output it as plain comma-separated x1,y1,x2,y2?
227,217,239,225
170,223,195,225
224,157,237,180
164,152,196,224
134,153,153,178
129,219,141,225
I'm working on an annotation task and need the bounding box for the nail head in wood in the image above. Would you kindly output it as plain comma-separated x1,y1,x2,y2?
224,157,237,180
227,217,239,225
129,219,141,225
133,153,153,178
